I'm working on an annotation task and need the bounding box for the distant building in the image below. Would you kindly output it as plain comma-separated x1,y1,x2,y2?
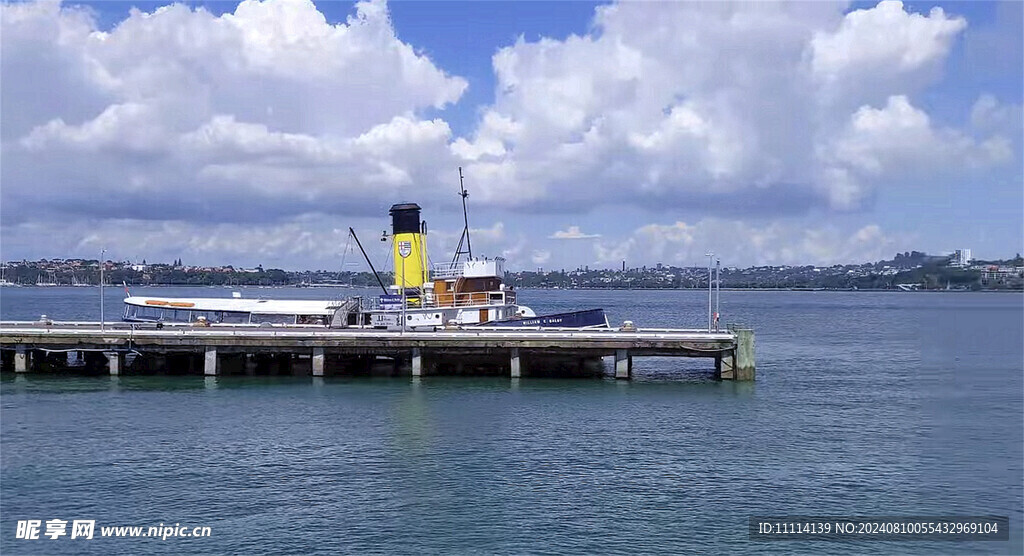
952,248,972,267
981,265,1024,285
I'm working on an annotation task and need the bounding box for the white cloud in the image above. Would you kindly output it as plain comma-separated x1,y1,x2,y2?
811,1,963,72
452,0,1001,215
816,95,1014,207
21,102,168,152
1,0,1018,267
549,226,601,239
2,0,465,227
970,94,1024,137
593,219,909,267
531,250,551,265
2,217,360,269
810,1,966,105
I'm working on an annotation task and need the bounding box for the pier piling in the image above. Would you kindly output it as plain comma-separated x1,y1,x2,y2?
411,348,423,377
105,352,124,375
614,349,632,380
312,347,326,377
244,354,257,376
735,328,755,380
204,346,219,376
510,348,522,378
14,346,29,373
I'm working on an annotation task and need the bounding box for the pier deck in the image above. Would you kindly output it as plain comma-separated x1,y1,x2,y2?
0,322,755,380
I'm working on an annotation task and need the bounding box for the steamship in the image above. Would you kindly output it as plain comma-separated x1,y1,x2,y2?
123,202,608,330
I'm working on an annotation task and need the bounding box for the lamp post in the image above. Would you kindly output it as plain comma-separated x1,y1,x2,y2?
715,258,721,331
705,252,713,332
400,261,406,335
100,248,106,331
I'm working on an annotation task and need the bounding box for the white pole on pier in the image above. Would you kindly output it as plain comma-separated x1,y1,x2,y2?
400,257,406,335
715,258,721,331
100,248,106,332
705,252,713,332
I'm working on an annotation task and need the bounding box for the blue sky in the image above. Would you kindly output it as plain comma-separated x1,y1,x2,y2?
1,0,1021,270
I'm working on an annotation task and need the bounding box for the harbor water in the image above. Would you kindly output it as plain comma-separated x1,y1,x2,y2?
1,287,1022,554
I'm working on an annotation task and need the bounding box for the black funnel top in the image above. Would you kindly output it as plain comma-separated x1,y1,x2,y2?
389,203,421,234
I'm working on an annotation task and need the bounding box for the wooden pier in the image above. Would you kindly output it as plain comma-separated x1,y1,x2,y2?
0,322,755,380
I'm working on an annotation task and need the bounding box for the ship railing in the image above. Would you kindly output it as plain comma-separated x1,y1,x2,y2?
365,290,516,310
430,262,464,279
420,290,515,308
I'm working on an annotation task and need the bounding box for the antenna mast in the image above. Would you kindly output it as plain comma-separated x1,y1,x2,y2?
451,167,473,266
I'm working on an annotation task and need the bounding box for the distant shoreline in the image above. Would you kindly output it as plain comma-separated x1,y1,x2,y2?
4,284,1020,293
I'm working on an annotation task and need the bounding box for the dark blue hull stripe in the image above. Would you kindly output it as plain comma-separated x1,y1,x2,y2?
482,308,607,328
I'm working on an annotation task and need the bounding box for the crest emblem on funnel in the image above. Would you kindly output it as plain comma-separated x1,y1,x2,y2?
398,241,412,258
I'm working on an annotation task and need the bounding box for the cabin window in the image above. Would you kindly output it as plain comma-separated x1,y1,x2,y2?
220,311,248,324
457,277,500,292
297,315,327,325
191,310,220,323
165,309,191,322
133,306,162,320
251,313,295,325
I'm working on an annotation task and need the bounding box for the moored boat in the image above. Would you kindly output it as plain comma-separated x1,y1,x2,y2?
123,186,608,330
123,296,339,326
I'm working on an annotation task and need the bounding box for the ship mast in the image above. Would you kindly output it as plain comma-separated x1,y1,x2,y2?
349,227,388,294
451,167,473,266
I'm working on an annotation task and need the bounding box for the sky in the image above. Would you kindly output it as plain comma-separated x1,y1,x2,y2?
1,0,1021,271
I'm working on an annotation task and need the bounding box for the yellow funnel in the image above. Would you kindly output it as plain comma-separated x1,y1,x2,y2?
390,203,428,290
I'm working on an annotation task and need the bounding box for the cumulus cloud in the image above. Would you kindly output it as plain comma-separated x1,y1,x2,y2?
549,226,601,239
970,94,1024,138
2,0,465,227
453,0,1003,215
2,217,361,269
1,0,1018,267
815,95,1014,208
810,1,966,107
594,219,908,267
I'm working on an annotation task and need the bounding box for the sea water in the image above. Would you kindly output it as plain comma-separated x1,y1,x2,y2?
1,287,1021,554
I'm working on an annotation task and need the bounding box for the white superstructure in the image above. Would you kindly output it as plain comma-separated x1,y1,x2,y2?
124,296,340,325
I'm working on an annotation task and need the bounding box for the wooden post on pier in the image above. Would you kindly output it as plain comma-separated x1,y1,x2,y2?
717,328,755,381
715,352,734,380
735,328,755,381
244,354,257,376
312,348,325,377
105,352,124,376
14,346,29,373
614,349,632,380
204,346,219,376
510,348,522,378
411,348,423,377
